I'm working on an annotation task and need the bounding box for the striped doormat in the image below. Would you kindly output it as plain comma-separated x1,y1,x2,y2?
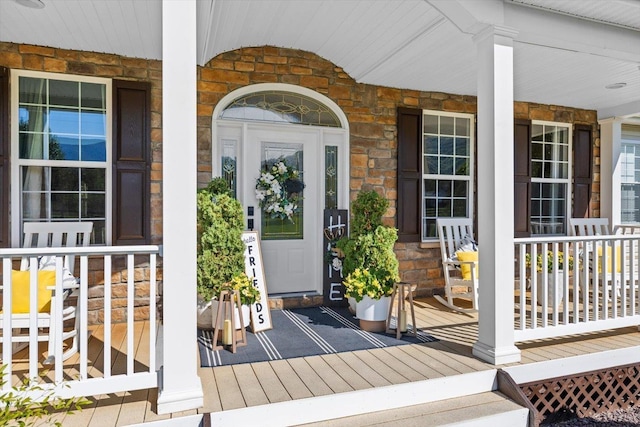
197,305,437,367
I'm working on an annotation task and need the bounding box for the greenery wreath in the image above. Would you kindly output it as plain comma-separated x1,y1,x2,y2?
255,159,305,223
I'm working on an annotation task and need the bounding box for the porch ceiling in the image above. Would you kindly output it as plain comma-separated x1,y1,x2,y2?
1,0,638,118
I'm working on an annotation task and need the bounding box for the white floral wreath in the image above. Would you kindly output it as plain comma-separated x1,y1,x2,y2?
255,159,304,222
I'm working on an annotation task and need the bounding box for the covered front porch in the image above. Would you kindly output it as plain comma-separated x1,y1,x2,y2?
32,295,640,426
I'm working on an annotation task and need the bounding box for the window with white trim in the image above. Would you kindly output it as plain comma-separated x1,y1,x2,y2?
530,121,571,235
12,71,110,244
621,124,640,223
422,110,474,240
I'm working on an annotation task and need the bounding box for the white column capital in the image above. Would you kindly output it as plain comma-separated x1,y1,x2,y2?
473,24,519,47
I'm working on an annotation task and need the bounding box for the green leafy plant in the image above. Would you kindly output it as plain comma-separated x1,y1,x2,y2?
197,179,249,302
337,190,399,301
0,365,90,426
525,251,574,273
222,272,260,306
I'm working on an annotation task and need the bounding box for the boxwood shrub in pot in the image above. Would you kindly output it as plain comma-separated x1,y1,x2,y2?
337,190,399,327
197,178,259,329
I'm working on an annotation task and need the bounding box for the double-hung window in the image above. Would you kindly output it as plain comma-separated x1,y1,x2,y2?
422,110,474,240
620,124,640,223
529,121,571,235
12,71,110,244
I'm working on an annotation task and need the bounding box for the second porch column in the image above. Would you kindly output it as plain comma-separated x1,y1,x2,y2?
599,118,623,225
157,0,204,414
472,25,521,365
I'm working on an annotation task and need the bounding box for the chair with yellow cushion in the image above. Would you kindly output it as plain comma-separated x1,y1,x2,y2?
436,218,478,313
1,222,93,364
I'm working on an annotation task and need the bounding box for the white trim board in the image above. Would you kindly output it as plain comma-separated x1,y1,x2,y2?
503,346,640,384
209,370,498,427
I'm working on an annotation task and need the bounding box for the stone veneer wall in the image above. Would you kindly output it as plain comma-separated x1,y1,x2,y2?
0,42,600,310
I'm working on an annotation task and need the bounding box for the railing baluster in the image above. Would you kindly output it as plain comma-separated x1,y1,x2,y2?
127,253,135,376
104,255,112,379
149,253,157,372
80,255,89,380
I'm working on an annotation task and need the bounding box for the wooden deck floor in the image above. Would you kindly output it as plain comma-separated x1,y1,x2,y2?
40,297,640,426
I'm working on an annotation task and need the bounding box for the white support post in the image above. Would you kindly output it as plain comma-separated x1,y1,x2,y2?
599,118,623,225
157,0,204,414
472,25,521,365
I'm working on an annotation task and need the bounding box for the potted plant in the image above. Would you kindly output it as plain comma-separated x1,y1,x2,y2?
525,250,574,309
197,178,260,329
337,190,399,331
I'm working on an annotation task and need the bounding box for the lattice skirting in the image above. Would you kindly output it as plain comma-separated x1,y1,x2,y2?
516,363,640,425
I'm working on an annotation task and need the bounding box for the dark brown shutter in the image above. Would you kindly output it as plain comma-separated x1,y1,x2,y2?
397,107,422,242
572,124,593,218
514,119,532,238
112,80,151,245
0,67,9,247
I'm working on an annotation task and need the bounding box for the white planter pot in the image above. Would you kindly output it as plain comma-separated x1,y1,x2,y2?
355,296,391,322
347,297,357,315
211,299,251,330
197,295,250,330
535,271,567,309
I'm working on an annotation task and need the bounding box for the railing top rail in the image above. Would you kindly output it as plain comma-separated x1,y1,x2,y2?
0,245,162,257
514,235,640,244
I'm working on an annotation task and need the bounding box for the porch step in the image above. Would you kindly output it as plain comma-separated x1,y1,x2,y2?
296,391,528,426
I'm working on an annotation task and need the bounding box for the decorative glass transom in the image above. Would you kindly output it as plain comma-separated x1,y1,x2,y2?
220,91,341,128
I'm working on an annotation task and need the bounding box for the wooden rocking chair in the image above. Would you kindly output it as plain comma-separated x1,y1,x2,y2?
436,218,478,313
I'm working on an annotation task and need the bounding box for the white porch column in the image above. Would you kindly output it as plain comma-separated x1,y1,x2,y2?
599,118,623,225
472,25,521,365
157,0,204,414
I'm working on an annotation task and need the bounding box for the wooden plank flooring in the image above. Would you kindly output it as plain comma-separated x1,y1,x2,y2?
31,297,640,425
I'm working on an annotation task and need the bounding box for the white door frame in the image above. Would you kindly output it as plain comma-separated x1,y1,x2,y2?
211,84,350,295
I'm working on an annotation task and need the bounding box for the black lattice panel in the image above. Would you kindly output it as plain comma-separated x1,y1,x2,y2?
519,364,640,425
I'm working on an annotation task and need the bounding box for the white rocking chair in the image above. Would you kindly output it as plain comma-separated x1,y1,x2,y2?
1,222,93,364
436,218,479,313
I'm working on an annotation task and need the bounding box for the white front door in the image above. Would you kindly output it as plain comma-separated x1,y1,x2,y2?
243,125,320,294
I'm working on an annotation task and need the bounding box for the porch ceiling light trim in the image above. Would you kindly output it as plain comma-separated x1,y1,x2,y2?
13,0,45,8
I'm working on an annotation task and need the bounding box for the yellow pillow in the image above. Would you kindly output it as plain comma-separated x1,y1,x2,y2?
597,246,622,274
456,251,479,280
6,270,55,314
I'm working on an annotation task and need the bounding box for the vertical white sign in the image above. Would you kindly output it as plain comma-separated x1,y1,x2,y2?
242,231,272,332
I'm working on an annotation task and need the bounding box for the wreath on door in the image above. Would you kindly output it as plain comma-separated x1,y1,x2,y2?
255,159,305,223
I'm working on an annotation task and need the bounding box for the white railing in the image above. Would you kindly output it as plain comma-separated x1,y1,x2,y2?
0,245,161,399
514,234,640,341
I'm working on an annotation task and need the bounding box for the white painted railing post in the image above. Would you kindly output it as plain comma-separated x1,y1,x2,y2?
157,0,204,414
472,25,521,365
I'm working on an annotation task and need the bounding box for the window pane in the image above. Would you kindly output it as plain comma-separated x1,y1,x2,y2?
22,192,46,219
455,158,468,175
440,156,453,175
424,156,438,174
51,167,78,191
437,180,451,197
455,137,469,157
49,79,79,107
52,193,79,218
81,82,106,109
453,181,467,197
19,133,45,159
19,77,46,104
325,145,338,209
424,135,438,154
440,137,454,155
441,116,454,135
532,142,543,160
437,199,451,217
424,115,438,134
424,180,436,197
453,199,467,217
50,135,79,161
81,168,106,191
455,117,469,137
83,194,106,217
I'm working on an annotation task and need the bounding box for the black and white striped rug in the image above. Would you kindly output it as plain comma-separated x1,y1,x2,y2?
197,306,437,367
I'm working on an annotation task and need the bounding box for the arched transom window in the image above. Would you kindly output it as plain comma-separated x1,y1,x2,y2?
220,91,341,128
